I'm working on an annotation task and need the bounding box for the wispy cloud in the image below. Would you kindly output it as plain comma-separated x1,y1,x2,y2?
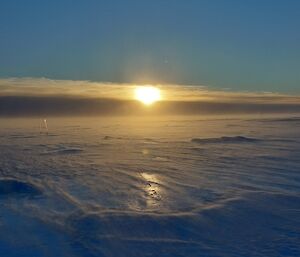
0,77,134,99
0,77,299,116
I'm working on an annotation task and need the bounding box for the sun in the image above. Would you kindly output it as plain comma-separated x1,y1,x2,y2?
135,86,161,105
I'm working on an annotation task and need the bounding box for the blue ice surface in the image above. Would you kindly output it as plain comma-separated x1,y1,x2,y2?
0,116,299,257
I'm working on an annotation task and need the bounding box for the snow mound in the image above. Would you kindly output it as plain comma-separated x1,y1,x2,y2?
0,179,42,198
191,136,260,144
41,145,83,155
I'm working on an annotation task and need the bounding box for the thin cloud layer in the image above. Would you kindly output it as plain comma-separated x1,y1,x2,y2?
0,77,299,116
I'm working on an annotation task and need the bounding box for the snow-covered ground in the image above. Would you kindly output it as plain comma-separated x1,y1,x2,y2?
0,116,299,257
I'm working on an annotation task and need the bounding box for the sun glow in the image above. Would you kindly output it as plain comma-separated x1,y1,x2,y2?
135,86,161,105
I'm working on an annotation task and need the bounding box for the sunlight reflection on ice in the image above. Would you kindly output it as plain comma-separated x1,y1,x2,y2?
140,172,162,209
142,149,149,155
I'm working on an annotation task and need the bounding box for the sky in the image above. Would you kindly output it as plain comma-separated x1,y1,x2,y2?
0,0,299,93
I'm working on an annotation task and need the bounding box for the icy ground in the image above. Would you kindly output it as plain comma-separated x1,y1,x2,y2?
0,116,299,257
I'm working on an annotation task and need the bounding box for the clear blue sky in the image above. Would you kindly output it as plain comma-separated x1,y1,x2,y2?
0,0,299,92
